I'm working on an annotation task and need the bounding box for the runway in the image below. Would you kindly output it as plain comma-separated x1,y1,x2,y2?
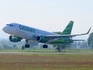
0,52,93,54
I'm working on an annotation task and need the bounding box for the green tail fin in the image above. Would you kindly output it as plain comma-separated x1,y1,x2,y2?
61,21,74,35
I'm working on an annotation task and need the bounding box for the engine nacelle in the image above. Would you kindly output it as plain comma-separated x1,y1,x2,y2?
9,35,22,42
36,36,48,43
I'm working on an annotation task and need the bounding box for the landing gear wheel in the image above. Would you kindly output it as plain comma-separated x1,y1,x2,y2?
22,46,25,50
56,45,62,52
43,45,48,48
25,44,30,48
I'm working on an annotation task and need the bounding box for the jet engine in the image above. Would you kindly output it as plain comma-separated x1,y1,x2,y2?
9,35,22,42
36,36,48,43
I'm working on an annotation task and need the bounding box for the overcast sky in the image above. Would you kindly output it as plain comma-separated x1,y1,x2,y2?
0,0,93,39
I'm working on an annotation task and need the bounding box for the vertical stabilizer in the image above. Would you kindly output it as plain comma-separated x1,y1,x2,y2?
61,21,74,35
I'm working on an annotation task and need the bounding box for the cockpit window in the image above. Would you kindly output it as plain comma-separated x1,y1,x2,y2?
7,24,13,26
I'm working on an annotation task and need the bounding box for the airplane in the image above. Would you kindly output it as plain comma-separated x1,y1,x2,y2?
2,21,91,51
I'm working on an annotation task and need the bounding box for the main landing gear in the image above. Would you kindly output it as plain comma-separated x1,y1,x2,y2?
22,40,48,50
25,40,30,48
22,40,30,50
56,45,62,52
43,44,48,48
25,44,30,48
22,44,48,50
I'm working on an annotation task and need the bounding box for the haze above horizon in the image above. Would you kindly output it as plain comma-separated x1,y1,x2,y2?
0,0,93,40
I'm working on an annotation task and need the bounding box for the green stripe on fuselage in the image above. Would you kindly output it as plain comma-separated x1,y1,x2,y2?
48,37,72,44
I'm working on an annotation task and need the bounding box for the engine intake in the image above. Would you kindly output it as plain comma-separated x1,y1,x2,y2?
9,35,22,42
36,36,48,43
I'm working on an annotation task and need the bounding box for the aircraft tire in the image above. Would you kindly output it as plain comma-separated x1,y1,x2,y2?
43,45,48,48
22,46,25,50
25,44,30,48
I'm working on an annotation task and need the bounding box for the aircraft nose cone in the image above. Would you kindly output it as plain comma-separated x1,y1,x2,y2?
2,26,8,33
2,27,6,32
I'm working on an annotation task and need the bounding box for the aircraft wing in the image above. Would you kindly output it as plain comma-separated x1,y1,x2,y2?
46,27,91,38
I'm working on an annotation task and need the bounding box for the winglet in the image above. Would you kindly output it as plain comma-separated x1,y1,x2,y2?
86,27,91,34
70,27,92,37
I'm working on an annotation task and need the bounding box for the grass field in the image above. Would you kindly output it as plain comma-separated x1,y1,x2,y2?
0,53,93,70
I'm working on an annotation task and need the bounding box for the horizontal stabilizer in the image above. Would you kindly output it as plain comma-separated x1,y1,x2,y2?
72,39,85,41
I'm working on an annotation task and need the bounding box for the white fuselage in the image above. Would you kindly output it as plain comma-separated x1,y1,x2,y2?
2,21,90,46
3,23,56,40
